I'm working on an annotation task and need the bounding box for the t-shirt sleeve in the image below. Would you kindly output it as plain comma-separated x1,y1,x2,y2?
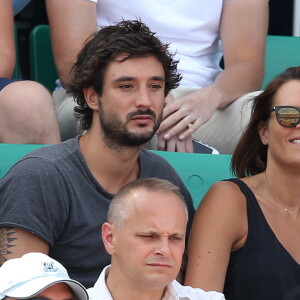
0,157,69,246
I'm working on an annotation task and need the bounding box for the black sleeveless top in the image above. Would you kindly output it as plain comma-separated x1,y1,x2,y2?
223,178,300,300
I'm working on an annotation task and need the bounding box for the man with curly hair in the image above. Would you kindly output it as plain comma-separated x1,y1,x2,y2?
0,20,195,288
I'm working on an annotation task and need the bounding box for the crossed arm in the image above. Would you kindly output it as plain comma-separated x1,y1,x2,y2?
157,0,269,152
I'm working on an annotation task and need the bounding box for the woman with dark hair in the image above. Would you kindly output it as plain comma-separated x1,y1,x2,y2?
185,66,300,300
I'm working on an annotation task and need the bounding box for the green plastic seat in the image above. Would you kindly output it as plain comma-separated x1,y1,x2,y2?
156,151,233,208
0,144,233,208
29,24,58,92
262,35,300,89
12,26,21,79
0,144,47,180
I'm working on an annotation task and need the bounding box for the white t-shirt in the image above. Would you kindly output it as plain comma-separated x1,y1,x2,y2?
88,265,226,300
87,0,224,89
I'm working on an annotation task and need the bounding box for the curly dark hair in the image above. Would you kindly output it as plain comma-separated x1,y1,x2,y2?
231,66,300,178
68,19,182,130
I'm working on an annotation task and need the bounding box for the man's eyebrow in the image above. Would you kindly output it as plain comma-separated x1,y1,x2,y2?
114,76,135,82
137,230,185,237
152,76,165,82
114,76,165,83
136,230,158,235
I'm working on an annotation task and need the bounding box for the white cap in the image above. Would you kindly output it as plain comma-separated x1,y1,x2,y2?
0,253,88,300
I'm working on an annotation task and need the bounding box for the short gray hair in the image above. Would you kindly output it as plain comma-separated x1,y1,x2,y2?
107,178,188,229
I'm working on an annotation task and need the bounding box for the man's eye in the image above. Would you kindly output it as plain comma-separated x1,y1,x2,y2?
151,84,162,90
170,236,182,241
139,235,154,238
119,84,132,89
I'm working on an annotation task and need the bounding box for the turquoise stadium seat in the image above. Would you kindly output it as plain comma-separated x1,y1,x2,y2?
12,26,21,79
30,25,58,92
262,35,300,89
155,151,233,208
0,144,233,208
0,144,47,179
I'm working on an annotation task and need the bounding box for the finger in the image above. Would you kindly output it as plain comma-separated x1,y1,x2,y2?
162,116,194,140
178,119,205,140
162,100,181,119
185,136,194,153
175,138,188,153
158,109,187,134
157,132,167,151
166,137,177,152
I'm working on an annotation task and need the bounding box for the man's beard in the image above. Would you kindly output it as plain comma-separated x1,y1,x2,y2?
99,106,162,149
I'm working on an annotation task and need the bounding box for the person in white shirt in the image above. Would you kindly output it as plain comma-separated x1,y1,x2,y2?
87,178,225,300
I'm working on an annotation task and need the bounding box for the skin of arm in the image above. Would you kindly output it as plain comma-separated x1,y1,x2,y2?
157,0,269,151
46,0,97,89
0,0,16,78
0,227,49,266
184,181,248,292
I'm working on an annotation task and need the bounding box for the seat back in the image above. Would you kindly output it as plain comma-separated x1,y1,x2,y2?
29,24,58,91
156,151,233,208
12,26,21,79
0,144,233,208
0,144,47,179
262,35,300,89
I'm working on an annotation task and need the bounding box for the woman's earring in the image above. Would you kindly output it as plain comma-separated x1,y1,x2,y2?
262,140,267,145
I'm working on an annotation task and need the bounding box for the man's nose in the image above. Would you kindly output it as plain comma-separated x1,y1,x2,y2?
135,88,151,108
155,238,171,256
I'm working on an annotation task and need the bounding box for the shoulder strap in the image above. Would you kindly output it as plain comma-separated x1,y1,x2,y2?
224,178,266,233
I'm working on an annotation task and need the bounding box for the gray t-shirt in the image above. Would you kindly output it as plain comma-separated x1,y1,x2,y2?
0,137,194,288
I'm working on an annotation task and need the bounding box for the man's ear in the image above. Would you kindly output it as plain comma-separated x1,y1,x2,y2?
102,222,116,255
258,120,269,145
83,87,100,110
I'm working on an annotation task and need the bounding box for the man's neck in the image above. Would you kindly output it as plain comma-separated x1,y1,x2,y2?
79,131,141,194
106,269,167,300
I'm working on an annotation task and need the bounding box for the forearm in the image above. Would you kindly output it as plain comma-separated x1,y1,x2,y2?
46,0,97,88
209,60,264,110
0,52,15,78
213,0,268,109
0,0,15,78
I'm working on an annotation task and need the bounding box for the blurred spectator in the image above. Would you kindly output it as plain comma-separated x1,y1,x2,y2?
0,0,60,143
0,252,88,300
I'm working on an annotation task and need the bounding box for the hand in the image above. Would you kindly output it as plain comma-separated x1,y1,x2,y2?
157,94,193,153
157,86,219,141
157,129,194,152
